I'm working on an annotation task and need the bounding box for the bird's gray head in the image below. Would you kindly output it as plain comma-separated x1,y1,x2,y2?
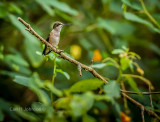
53,21,64,32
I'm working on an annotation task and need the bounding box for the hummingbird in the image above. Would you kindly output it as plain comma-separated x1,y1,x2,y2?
42,21,66,55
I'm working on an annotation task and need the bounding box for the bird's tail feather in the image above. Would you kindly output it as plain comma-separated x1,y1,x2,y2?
42,46,51,55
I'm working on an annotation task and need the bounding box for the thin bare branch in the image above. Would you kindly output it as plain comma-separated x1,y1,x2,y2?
123,93,160,120
149,85,154,108
121,82,130,114
141,107,145,122
78,64,82,76
121,90,160,95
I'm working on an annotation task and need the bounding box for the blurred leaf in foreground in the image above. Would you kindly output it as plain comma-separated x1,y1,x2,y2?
70,79,104,92
103,80,120,99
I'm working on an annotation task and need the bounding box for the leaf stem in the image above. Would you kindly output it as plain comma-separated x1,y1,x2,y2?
140,0,160,29
121,74,154,89
50,54,57,106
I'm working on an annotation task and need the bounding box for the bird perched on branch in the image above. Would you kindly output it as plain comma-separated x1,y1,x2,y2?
42,21,68,55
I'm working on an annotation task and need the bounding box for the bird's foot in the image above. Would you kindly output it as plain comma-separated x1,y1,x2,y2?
59,49,64,53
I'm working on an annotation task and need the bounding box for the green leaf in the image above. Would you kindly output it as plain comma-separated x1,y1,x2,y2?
112,49,125,54
55,97,71,109
56,69,70,80
31,102,47,113
48,0,78,16
124,12,160,33
4,54,29,67
103,80,120,99
82,114,96,122
24,39,43,68
55,10,73,22
94,101,108,110
35,0,54,16
70,92,94,117
0,70,21,77
29,84,50,105
149,43,160,56
9,3,23,14
70,79,104,92
91,63,106,69
122,0,142,10
125,76,142,96
14,105,40,121
128,52,141,59
13,75,30,87
120,57,130,71
94,95,110,101
97,18,135,35
97,18,116,34
109,1,122,14
44,82,63,97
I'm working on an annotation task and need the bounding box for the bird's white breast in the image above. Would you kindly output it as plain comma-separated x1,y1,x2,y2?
49,29,60,47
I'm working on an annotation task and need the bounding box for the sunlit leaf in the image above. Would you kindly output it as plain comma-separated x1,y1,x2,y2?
56,69,70,80
13,75,30,87
112,49,125,54
120,57,130,71
70,79,104,92
128,52,141,59
55,97,71,109
91,63,106,69
125,76,142,96
94,95,110,101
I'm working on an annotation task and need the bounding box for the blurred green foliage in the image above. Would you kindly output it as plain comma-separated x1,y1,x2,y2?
0,0,160,121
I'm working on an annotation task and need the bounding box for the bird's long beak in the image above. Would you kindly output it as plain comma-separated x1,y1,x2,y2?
63,23,72,25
